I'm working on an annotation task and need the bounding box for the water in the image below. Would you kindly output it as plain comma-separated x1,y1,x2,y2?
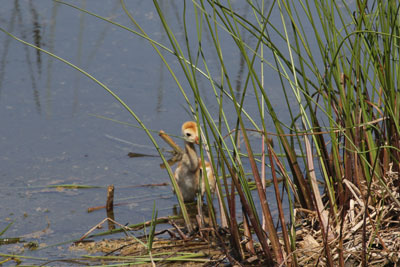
0,1,185,260
0,0,320,263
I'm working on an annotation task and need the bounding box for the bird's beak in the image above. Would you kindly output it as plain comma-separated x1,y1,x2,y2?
195,136,199,144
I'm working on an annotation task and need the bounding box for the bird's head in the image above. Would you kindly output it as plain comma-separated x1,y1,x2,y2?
182,121,199,144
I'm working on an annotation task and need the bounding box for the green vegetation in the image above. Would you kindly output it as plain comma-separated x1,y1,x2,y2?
140,1,400,265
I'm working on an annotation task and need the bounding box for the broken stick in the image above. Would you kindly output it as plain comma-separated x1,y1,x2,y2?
159,130,184,168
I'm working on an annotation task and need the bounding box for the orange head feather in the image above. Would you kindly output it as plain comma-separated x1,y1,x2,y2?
182,121,199,144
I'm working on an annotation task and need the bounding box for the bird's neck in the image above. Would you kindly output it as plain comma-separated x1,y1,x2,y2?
184,141,198,171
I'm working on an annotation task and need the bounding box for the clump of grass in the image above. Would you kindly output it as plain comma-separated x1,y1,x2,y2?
140,1,400,265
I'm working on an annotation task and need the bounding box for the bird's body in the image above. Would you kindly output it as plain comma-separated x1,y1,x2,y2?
174,122,200,202
198,160,216,198
174,121,216,202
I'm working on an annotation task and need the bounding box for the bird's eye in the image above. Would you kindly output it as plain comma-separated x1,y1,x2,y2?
186,133,191,137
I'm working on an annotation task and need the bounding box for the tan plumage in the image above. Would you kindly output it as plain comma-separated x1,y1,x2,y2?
198,160,216,198
174,121,216,202
174,122,200,202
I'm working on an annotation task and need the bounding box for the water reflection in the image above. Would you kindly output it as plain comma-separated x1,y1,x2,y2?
0,1,17,99
0,0,43,113
155,1,167,114
72,0,86,116
45,2,58,117
25,0,42,114
29,0,42,75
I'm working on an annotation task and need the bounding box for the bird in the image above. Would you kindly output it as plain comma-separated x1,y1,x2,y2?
198,159,216,199
174,121,216,202
174,121,201,202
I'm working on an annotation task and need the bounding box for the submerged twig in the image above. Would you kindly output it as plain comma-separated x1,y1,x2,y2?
106,185,114,212
87,202,130,213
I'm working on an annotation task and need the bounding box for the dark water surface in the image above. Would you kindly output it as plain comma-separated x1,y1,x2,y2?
0,0,309,263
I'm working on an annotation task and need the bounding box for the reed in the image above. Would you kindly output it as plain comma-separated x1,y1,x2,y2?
143,1,400,265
